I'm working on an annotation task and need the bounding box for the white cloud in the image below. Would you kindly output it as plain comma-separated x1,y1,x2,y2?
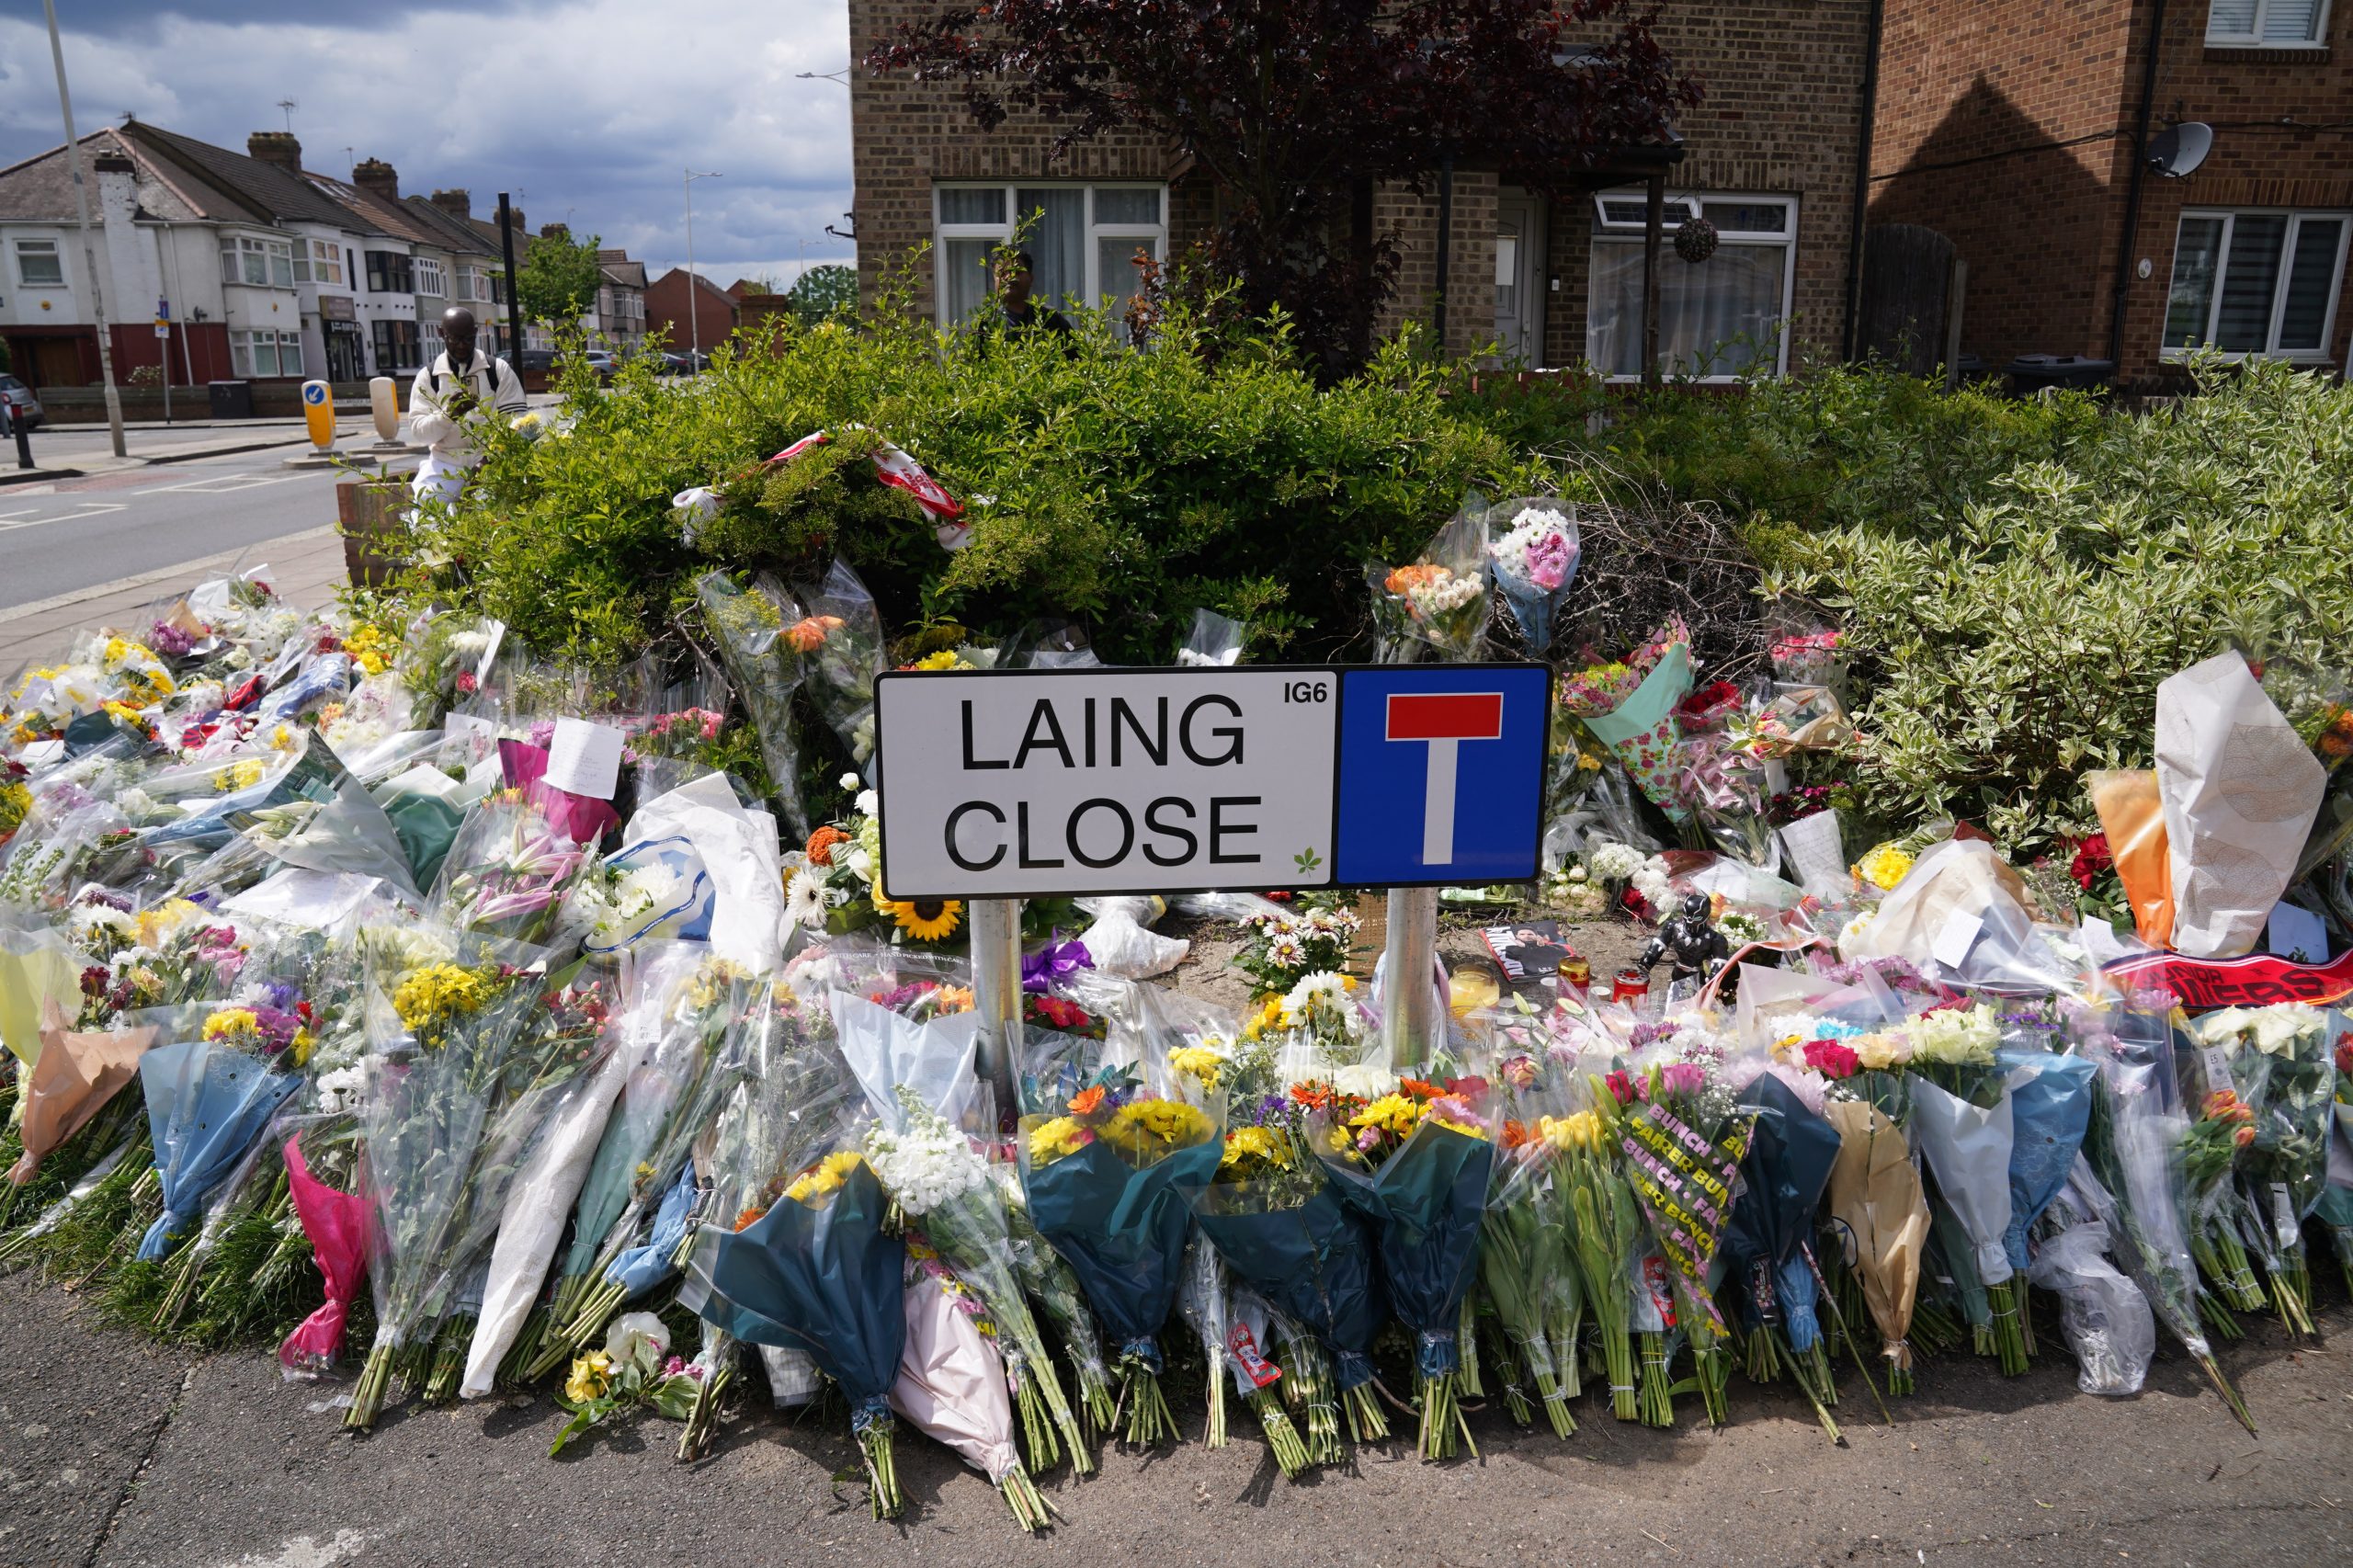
0,1,858,284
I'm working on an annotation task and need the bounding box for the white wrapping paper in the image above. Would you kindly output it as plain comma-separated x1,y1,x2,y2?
458,1032,651,1397
623,771,783,975
830,993,984,1133
2155,653,2326,959
1904,1072,2024,1286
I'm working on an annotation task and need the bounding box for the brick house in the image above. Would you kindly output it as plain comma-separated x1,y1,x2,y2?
846,1,1883,381
1870,0,2352,385
645,267,741,356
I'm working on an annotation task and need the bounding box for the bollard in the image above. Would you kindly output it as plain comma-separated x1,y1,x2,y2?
1379,885,1443,1069
8,401,30,470
969,897,1025,1126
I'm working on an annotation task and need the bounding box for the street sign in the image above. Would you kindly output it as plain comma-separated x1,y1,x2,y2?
153,321,169,337
873,663,1548,899
301,379,334,449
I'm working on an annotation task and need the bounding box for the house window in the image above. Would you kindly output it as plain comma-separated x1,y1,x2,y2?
219,235,296,288
370,317,422,373
230,328,304,378
933,183,1167,329
2165,209,2349,358
13,239,63,287
1587,191,1798,381
414,257,447,297
306,240,345,287
365,251,415,294
2205,0,2329,44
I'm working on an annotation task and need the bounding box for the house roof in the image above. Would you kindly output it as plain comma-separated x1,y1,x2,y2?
0,132,111,222
652,267,737,301
398,194,495,257
597,249,647,289
301,172,447,249
118,121,377,233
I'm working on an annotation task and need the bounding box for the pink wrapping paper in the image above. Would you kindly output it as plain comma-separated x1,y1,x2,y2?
498,740,621,845
890,1270,1019,1483
278,1135,371,1379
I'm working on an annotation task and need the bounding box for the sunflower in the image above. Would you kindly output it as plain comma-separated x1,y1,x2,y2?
874,893,963,942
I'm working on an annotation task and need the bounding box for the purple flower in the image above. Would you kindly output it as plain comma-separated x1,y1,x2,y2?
1021,935,1094,994
148,620,197,658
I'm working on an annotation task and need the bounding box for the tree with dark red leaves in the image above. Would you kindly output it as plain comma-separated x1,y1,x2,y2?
867,0,1698,373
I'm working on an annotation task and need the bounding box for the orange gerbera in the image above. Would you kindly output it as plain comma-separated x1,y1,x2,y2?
1069,1085,1107,1117
1399,1077,1442,1101
1501,1119,1535,1150
805,824,852,866
734,1205,769,1232
1290,1083,1336,1110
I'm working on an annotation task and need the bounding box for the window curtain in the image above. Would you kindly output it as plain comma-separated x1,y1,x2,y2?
1014,187,1086,310
1586,241,1787,378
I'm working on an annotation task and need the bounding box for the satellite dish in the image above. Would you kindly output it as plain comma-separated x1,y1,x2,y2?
2147,122,2213,178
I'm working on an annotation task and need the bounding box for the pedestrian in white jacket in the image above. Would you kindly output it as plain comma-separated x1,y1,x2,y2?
407,305,527,509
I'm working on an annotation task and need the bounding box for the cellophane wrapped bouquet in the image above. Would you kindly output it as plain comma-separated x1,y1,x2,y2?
1367,501,1492,664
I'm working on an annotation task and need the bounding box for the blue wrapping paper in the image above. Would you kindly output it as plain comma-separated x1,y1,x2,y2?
135,1038,301,1260
1996,1049,2097,1270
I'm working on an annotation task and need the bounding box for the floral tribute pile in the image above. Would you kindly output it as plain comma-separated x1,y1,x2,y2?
0,487,2348,1535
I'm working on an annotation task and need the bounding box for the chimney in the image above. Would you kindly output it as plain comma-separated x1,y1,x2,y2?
353,157,400,201
540,222,570,240
429,187,472,221
247,131,302,174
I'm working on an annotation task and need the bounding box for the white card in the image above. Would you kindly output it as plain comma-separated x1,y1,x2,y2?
1931,908,1984,970
18,739,64,768
474,619,506,683
2268,901,2329,963
544,717,625,800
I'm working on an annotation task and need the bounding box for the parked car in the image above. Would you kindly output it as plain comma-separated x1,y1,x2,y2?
568,349,620,381
0,374,42,431
516,348,558,374
658,350,710,375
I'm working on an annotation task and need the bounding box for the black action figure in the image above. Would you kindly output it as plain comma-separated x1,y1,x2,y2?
1636,892,1731,988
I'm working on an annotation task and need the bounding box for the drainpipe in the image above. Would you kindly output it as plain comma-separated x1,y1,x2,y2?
2109,0,2170,372
1841,0,1886,361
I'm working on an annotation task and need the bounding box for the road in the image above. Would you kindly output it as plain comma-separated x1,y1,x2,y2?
0,440,365,612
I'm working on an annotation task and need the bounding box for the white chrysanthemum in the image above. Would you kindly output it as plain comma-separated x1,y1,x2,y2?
1587,840,1643,882
1910,1004,2000,1065
855,789,879,821
1266,931,1308,969
1281,970,1351,1019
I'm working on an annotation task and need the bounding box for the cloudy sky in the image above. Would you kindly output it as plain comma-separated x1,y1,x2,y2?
0,0,858,288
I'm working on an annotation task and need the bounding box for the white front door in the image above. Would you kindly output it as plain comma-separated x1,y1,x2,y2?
1495,191,1546,365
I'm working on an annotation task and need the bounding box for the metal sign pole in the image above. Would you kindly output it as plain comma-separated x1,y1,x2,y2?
969,897,1024,1125
1380,885,1441,1069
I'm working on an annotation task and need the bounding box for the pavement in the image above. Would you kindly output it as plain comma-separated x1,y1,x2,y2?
2,1216,2348,1568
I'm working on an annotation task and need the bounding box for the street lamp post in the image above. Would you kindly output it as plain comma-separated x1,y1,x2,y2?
684,168,720,360
42,0,125,459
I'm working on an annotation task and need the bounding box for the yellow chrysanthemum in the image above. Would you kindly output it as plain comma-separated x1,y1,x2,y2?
102,699,148,727
201,1007,261,1044
1100,1097,1214,1157
1167,1045,1226,1091
288,1028,315,1069
1855,842,1914,892
135,898,206,950
1219,1124,1292,1174
213,757,268,792
1241,995,1287,1043
911,651,972,672
563,1352,611,1403
1349,1093,1425,1138
1028,1116,1094,1165
392,962,485,1040
686,956,753,1012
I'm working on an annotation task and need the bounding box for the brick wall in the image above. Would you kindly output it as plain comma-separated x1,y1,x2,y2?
1870,0,2353,380
849,0,1875,367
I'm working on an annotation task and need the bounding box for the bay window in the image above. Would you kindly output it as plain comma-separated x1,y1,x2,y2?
933,183,1167,329
1586,192,1797,381
230,328,304,378
219,234,295,289
2165,209,2348,359
414,257,447,298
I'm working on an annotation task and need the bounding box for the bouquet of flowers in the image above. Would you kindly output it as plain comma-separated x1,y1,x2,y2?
1767,615,1850,698
1721,1071,1846,1439
131,1011,304,1263
1485,501,1580,653
549,1310,703,1455
2191,1005,2335,1334
788,559,889,777
5,1000,155,1194
682,1128,907,1517
278,1119,370,1380
892,1238,1054,1529
1310,1073,1495,1459
1481,1078,1576,1439
1558,618,1697,821
1177,1086,1388,1460
1231,902,1359,998
1611,1051,1751,1425
341,927,561,1426
1366,503,1492,664
866,1085,1091,1474
1822,1094,1930,1394
693,571,809,840
2074,991,2255,1431
990,1159,1119,1438
526,948,754,1379
431,796,593,945
1021,1040,1222,1445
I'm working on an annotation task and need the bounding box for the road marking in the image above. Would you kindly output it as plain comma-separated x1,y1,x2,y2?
135,472,306,495
0,501,128,531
